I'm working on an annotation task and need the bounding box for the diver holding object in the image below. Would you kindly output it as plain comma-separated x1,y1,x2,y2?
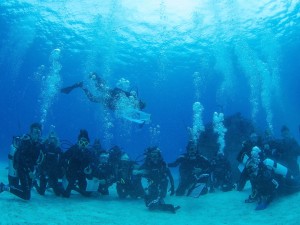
61,72,151,125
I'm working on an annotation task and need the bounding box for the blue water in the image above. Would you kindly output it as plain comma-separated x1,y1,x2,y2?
0,0,300,162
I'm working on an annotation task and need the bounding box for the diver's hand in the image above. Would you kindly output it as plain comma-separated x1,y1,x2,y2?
197,173,209,179
193,167,202,175
132,169,147,175
132,170,140,175
29,171,35,179
169,185,175,196
99,179,106,185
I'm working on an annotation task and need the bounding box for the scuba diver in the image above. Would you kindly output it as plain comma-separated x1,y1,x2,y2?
0,123,44,200
108,146,144,199
91,138,104,158
61,129,97,198
244,146,300,210
236,132,263,191
33,131,64,196
210,152,235,192
94,150,115,195
8,136,21,187
168,140,210,196
133,147,180,213
61,72,150,125
274,125,300,176
245,150,279,210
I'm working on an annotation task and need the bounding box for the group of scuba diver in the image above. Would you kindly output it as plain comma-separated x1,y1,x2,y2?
2,122,300,213
1,72,300,213
236,127,300,210
0,122,229,213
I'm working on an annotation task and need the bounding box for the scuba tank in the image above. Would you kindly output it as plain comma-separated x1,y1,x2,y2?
237,153,249,172
8,136,20,178
263,158,289,178
298,125,300,171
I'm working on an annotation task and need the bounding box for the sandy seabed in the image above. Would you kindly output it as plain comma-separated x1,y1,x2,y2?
0,162,300,225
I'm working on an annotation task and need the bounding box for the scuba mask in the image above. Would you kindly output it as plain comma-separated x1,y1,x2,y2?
188,147,197,158
149,150,161,162
31,128,41,143
48,136,59,147
47,131,59,147
145,147,162,163
99,153,109,164
78,137,89,149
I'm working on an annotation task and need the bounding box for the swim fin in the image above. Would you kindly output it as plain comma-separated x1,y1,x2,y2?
255,202,268,210
61,82,83,94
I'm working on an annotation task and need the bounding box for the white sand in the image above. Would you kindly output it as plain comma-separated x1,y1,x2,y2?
1,162,300,225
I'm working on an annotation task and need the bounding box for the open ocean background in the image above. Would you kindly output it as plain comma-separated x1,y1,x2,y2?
1,0,300,163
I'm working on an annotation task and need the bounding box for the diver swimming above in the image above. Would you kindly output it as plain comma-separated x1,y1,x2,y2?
61,72,151,124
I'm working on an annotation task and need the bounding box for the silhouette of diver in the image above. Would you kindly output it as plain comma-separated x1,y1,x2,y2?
61,72,149,124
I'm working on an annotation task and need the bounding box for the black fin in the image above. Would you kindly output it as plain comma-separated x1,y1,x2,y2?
61,82,83,94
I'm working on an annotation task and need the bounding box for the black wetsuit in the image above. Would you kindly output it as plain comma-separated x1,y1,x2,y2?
169,153,210,196
62,145,96,198
247,160,279,210
210,154,234,192
94,158,115,195
236,138,263,191
140,159,178,213
115,159,145,199
106,147,144,198
34,142,63,196
276,137,300,176
10,135,43,200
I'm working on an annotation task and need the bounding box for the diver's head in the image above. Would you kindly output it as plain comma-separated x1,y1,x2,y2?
216,151,224,159
89,72,98,80
120,153,130,161
145,146,162,164
93,138,102,151
251,146,261,160
77,129,90,149
281,125,290,139
186,140,197,158
250,132,258,144
99,151,109,164
130,90,137,98
139,100,146,110
30,122,42,143
78,137,89,150
47,131,59,147
109,145,122,161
